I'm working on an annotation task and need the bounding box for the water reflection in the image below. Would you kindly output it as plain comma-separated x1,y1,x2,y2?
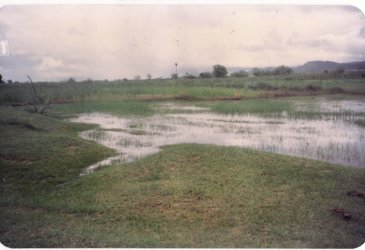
70,100,365,175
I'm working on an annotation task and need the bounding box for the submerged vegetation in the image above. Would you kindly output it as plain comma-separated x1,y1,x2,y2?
1,73,365,247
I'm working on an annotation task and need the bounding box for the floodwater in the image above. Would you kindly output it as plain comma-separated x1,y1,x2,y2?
70,97,365,175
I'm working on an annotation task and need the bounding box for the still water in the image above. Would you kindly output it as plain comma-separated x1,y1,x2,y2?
70,98,365,175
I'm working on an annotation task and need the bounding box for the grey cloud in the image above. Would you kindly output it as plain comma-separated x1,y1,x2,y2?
0,54,41,69
0,54,42,81
359,27,365,37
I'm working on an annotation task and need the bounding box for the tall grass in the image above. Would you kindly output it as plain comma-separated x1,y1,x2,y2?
1,77,364,105
52,101,154,116
211,99,294,115
210,96,365,120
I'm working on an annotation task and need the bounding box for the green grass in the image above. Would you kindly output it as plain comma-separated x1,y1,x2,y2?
51,100,154,117
0,106,115,203
1,106,365,247
1,77,364,105
1,142,365,247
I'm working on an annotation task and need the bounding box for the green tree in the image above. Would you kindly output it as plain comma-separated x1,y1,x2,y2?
252,68,263,76
67,77,76,83
213,64,228,78
273,65,292,75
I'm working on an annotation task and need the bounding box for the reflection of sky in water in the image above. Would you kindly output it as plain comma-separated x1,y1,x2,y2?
293,96,365,113
70,99,365,175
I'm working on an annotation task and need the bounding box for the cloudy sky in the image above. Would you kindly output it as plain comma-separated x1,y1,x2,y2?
0,4,364,81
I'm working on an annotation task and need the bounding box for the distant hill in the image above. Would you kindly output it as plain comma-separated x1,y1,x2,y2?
295,60,365,73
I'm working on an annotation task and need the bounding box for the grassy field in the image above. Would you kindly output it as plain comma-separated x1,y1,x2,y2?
1,76,365,247
1,76,365,106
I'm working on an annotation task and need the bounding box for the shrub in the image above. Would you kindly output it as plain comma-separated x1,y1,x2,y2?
199,72,213,78
252,68,272,76
183,73,196,79
273,65,292,75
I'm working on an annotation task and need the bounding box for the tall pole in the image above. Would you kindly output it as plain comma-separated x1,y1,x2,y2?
175,62,178,75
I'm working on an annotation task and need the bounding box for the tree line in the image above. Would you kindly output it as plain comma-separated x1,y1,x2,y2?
172,64,293,80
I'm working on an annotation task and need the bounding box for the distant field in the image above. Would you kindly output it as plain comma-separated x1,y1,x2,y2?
1,76,365,247
1,76,365,106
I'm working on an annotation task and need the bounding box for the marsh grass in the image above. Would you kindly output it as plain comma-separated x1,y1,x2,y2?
211,99,293,115
1,77,364,106
118,138,152,147
210,96,365,121
51,101,154,117
354,119,365,127
87,129,108,140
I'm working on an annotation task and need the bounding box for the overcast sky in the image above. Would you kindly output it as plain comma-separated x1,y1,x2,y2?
0,4,364,81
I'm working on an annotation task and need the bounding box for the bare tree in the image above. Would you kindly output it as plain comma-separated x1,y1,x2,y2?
26,75,50,114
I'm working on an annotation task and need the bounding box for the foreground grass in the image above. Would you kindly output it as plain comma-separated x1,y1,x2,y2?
0,106,115,204
0,106,364,247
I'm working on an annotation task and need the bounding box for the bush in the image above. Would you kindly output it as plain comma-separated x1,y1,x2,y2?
273,65,292,75
252,68,271,76
183,73,196,79
199,72,213,78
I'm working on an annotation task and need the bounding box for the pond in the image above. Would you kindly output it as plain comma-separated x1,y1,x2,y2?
70,96,365,175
